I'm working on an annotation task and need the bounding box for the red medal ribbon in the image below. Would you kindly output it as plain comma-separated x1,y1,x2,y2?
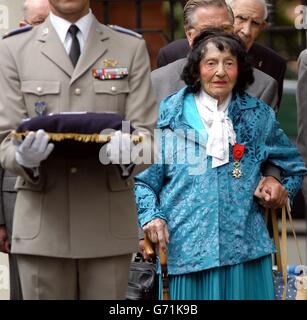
233,143,245,161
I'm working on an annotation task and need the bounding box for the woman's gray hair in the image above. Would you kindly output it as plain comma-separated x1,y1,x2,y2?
226,0,268,20
183,0,234,31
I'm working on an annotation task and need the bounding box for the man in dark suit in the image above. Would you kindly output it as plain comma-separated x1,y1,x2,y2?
248,43,285,108
157,0,286,110
227,0,286,109
296,50,307,222
157,38,189,68
0,0,50,300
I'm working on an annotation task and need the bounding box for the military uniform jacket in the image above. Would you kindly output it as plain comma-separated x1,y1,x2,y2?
0,16,157,258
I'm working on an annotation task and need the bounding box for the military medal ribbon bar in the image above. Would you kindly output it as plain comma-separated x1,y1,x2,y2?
92,67,128,80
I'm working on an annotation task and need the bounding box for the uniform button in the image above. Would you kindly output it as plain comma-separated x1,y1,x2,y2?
111,86,117,93
37,86,43,93
75,88,81,96
70,167,77,174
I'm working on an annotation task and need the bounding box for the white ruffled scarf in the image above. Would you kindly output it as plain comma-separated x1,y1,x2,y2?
195,90,236,168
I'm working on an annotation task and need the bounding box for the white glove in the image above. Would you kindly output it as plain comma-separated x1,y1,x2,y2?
106,131,134,164
15,129,54,168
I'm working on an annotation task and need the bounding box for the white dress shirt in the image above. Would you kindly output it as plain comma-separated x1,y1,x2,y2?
49,10,93,55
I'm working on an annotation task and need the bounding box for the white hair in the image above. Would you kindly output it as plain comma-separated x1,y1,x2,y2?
23,0,50,20
226,0,268,20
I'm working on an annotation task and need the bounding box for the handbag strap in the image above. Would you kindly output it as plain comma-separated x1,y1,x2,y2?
269,205,304,300
285,204,304,265
273,206,304,267
281,206,288,300
270,208,282,271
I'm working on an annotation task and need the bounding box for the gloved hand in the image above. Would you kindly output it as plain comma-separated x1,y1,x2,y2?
106,131,134,164
15,129,54,168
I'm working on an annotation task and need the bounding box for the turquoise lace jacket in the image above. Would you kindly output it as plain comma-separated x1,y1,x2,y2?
135,87,307,275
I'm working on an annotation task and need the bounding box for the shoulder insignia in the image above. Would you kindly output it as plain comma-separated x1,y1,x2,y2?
2,25,33,39
108,24,142,39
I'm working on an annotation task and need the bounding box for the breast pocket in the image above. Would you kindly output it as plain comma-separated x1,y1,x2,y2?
93,80,130,116
21,80,61,117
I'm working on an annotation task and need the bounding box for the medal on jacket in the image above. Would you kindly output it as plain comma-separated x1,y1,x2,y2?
92,67,128,80
93,59,128,80
35,100,47,116
232,143,245,179
102,59,118,67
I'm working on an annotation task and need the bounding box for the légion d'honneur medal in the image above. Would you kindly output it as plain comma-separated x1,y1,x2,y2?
232,143,245,179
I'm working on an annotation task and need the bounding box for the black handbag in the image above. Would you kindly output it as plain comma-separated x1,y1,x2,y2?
126,253,157,300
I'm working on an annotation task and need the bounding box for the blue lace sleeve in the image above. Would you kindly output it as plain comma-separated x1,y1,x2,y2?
264,110,307,201
134,163,166,227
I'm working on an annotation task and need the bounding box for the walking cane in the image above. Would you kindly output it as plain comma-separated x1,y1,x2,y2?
143,233,155,258
144,233,170,300
159,246,169,300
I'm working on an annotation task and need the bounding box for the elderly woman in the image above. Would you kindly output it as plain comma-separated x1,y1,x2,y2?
134,28,307,300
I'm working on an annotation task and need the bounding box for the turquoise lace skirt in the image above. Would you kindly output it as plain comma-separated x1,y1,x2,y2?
159,254,274,300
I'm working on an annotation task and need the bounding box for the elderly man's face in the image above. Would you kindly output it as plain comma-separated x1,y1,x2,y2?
48,0,90,22
25,0,50,26
231,0,267,50
199,42,238,105
186,6,233,47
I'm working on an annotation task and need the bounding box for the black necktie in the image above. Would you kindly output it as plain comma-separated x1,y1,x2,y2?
68,24,80,67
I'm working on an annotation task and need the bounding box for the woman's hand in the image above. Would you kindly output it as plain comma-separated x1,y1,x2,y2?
254,176,288,209
143,218,169,251
139,239,150,260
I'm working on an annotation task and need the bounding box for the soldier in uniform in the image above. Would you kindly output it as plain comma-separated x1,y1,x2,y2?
0,0,157,299
0,0,50,300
